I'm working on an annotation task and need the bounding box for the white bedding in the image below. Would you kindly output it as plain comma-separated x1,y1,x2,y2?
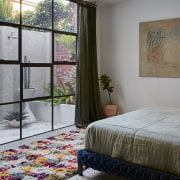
85,107,180,175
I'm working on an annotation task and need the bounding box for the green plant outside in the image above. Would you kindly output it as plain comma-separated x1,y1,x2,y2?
43,74,75,107
0,0,75,31
0,0,15,22
19,0,74,31
55,35,76,59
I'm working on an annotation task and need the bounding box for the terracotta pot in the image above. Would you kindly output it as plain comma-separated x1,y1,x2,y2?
104,104,117,118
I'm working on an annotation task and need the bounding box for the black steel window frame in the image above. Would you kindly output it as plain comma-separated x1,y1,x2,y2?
0,0,78,145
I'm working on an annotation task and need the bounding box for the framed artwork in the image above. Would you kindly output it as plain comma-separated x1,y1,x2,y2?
139,18,180,77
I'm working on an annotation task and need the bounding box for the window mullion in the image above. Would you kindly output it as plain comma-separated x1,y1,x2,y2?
0,0,78,144
52,0,54,130
19,0,23,140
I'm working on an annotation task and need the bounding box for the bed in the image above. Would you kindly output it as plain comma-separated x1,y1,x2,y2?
77,107,180,179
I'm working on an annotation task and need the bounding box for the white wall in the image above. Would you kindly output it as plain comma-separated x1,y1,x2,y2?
97,0,180,113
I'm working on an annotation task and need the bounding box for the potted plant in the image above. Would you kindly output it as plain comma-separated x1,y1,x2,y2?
3,111,29,128
23,56,37,98
23,56,37,123
33,73,75,124
100,74,117,118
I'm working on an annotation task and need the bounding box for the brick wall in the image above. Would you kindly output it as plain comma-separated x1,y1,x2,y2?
55,41,76,96
55,42,70,62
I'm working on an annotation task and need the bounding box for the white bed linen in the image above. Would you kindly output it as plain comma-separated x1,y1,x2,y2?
85,107,180,175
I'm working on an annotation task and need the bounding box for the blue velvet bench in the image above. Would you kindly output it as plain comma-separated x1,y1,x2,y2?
77,149,180,180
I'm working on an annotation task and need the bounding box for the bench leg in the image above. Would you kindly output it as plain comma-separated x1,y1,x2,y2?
78,163,83,176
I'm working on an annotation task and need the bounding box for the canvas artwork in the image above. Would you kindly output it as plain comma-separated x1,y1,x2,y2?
139,18,180,77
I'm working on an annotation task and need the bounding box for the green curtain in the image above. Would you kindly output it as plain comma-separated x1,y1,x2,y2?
75,5,104,127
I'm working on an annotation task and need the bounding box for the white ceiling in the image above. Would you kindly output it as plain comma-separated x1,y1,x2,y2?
85,0,125,5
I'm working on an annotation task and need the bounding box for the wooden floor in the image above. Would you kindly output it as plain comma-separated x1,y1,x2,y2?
68,168,126,180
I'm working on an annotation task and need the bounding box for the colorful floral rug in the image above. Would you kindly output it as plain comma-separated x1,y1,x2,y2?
0,128,85,180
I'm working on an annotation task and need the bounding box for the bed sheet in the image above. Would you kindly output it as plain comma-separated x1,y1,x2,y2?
85,107,180,175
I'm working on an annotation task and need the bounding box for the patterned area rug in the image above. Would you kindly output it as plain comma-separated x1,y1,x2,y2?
0,128,85,180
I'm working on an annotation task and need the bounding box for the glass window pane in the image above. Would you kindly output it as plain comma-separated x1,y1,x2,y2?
55,34,76,62
0,103,20,144
22,0,52,29
23,67,51,99
54,0,77,33
22,100,52,138
0,26,18,61
0,65,20,104
53,97,75,129
53,65,76,97
0,0,20,24
22,28,52,63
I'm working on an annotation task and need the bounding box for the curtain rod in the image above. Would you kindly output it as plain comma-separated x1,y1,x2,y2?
73,0,97,7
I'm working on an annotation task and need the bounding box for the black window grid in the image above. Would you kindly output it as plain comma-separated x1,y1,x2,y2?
0,0,78,145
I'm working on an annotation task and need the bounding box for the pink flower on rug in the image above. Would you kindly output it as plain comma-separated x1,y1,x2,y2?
47,137,56,140
18,145,30,149
0,168,9,172
69,130,80,133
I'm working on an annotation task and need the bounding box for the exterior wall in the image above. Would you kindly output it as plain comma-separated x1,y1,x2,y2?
56,42,70,62
0,27,74,122
55,41,76,91
0,27,51,101
97,0,180,113
0,26,18,61
56,65,75,84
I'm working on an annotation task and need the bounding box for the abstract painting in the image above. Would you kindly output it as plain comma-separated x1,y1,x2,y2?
139,18,180,77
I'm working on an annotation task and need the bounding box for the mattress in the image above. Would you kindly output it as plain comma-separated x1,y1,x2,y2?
85,106,180,176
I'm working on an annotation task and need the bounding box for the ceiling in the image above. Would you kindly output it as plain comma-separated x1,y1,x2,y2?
85,0,125,5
